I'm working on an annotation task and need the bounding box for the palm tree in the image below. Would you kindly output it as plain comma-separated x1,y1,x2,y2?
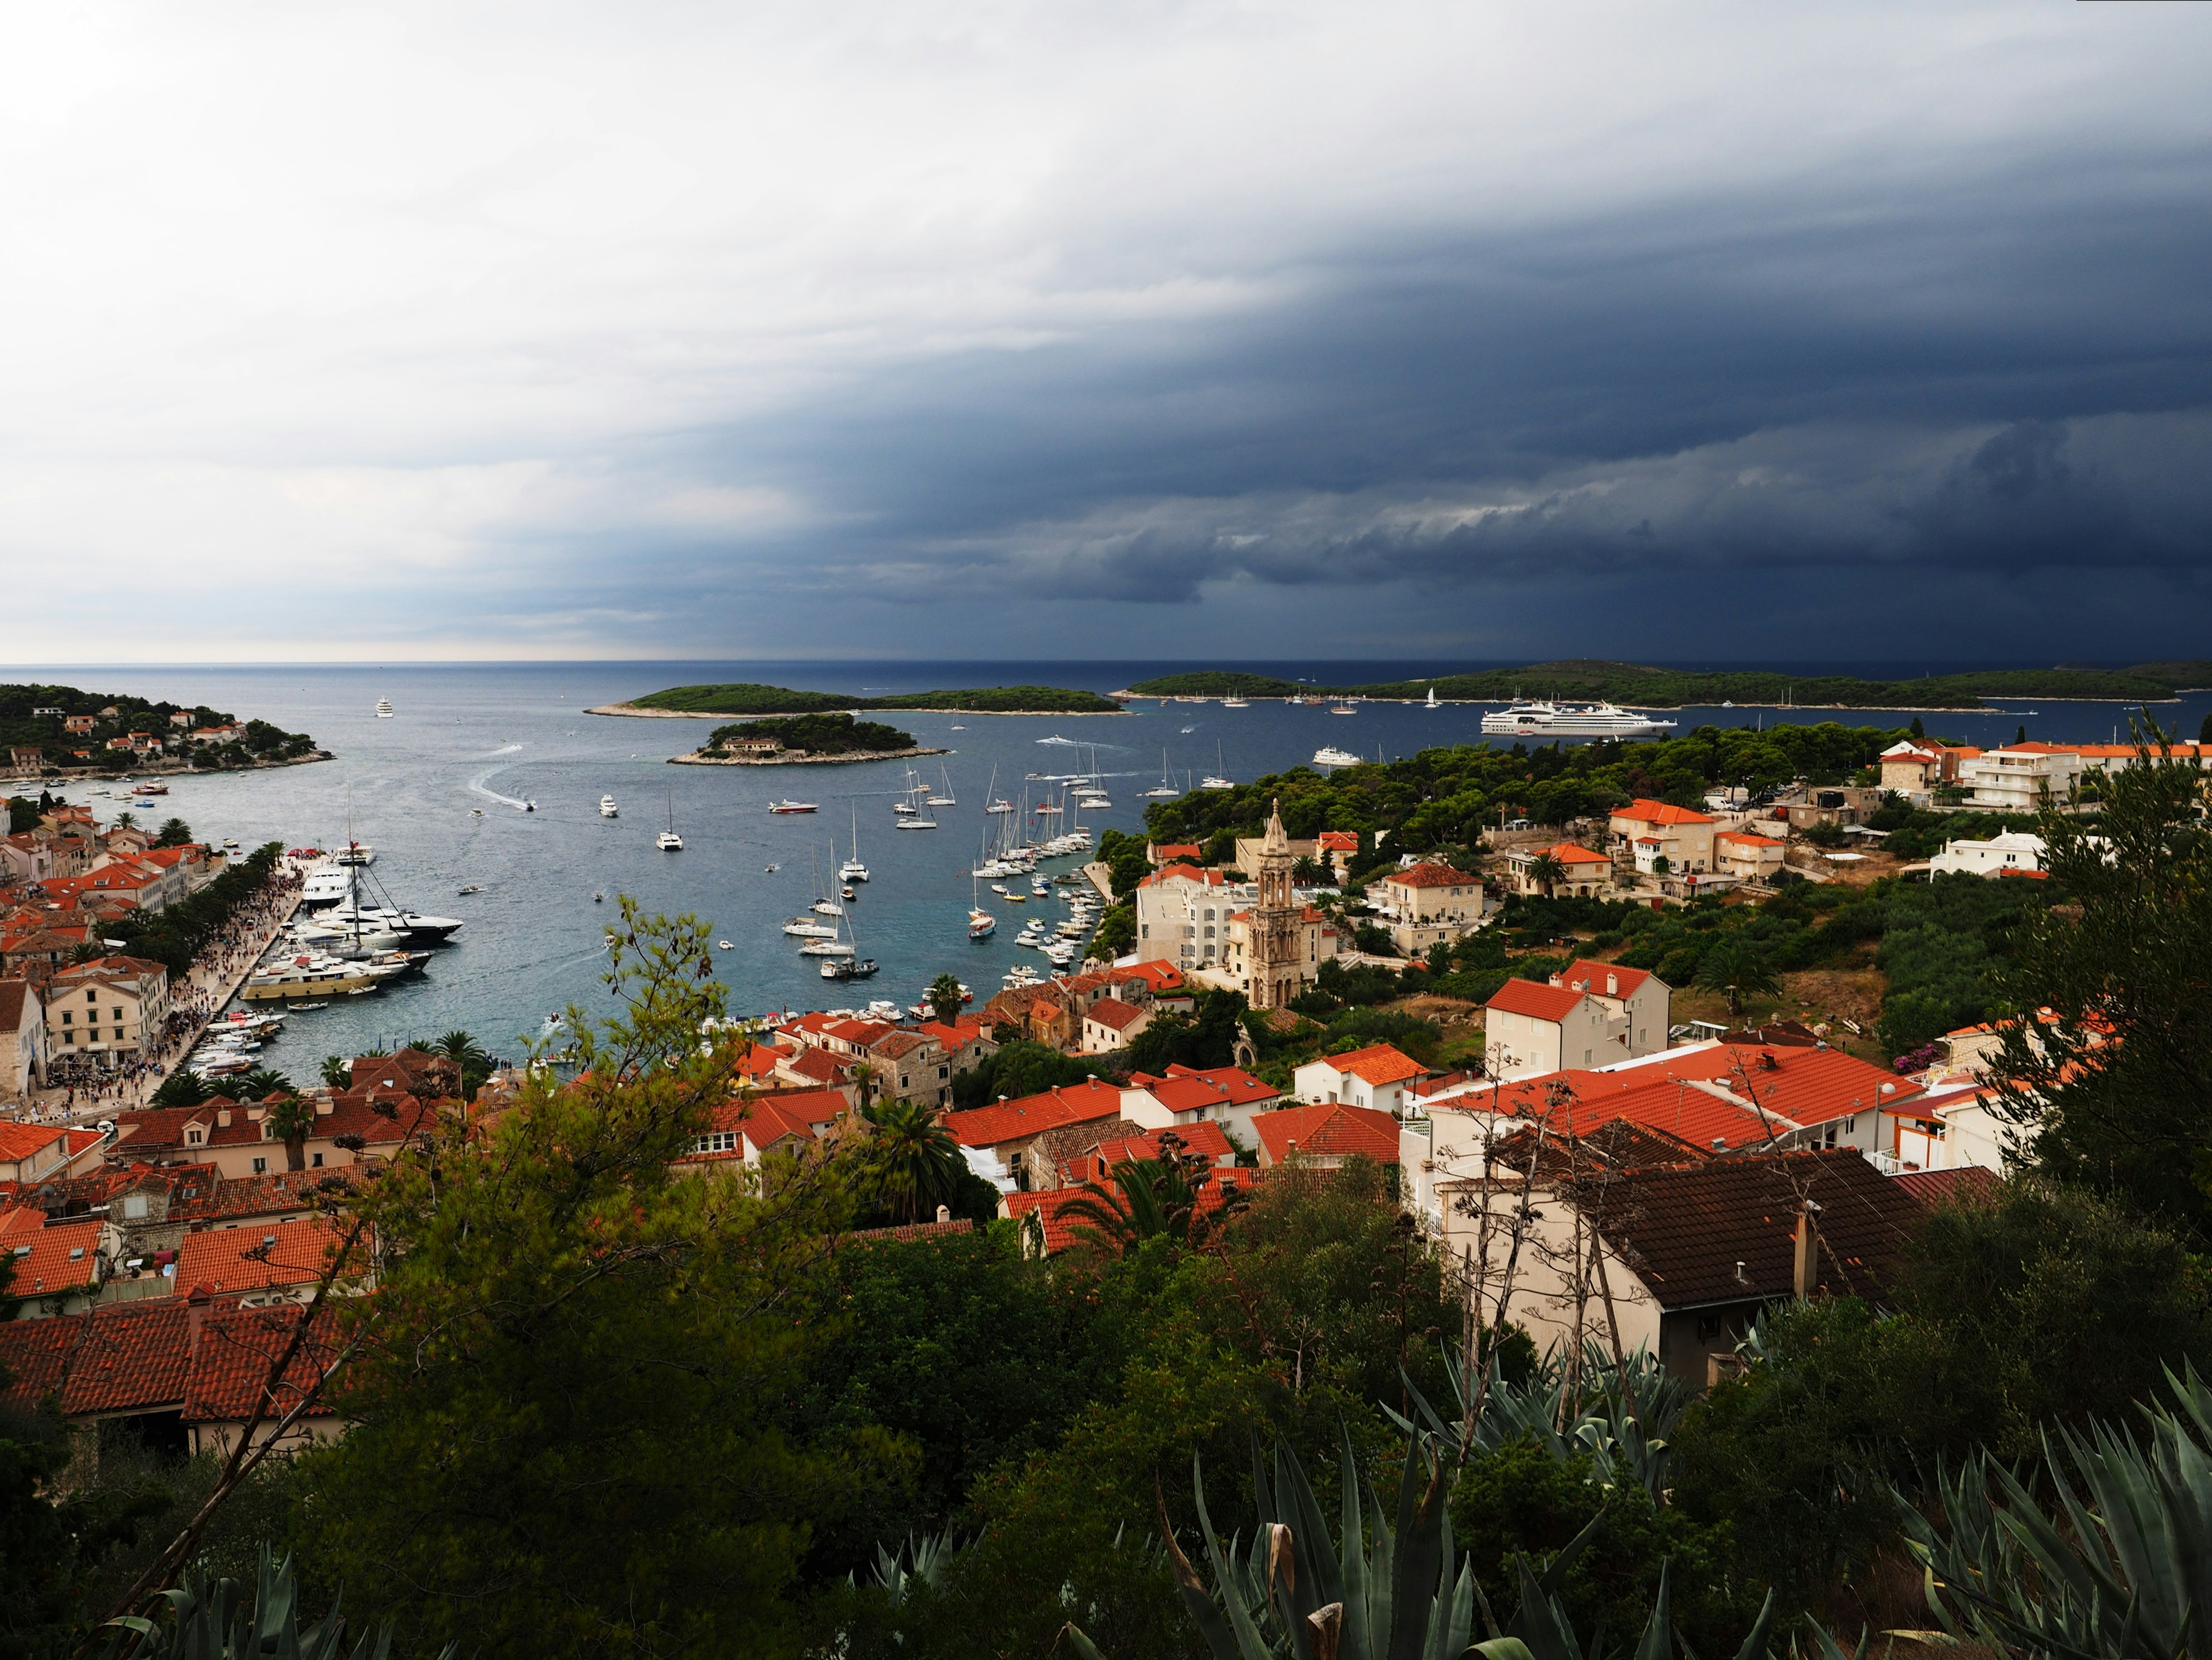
1694,936,1781,1019
115,810,137,830
926,973,964,1029
262,1094,318,1172
1291,854,1327,885
863,1099,964,1223
319,1054,355,1089
1058,1137,1237,1256
235,1065,294,1103
155,816,194,848
431,1029,493,1099
1527,850,1565,898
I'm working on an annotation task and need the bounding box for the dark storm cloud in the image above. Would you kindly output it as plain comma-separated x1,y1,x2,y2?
677,148,2212,627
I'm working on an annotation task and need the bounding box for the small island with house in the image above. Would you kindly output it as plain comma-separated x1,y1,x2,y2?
668,712,949,767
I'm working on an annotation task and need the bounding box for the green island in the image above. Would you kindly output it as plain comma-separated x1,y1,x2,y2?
0,680,322,774
1122,657,2212,709
603,680,1123,716
704,712,919,756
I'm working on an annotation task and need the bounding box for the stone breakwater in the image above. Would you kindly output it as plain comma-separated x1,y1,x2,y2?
669,746,951,767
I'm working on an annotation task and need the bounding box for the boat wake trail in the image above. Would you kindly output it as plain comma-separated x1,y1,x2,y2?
468,766,531,811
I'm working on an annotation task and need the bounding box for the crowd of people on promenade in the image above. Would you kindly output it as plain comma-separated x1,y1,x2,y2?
10,864,304,1124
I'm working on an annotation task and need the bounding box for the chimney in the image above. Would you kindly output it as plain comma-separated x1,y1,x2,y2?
1548,973,1563,988
935,1204,951,1224
1606,973,1618,996
1793,1203,1821,1301
215,1107,231,1128
186,1283,213,1355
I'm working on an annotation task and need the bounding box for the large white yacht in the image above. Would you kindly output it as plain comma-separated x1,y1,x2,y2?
1479,700,1678,739
600,795,619,818
1313,746,1363,768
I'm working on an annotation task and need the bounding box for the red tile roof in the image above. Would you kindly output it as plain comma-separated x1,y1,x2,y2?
1084,996,1145,1033
0,1211,105,1295
1588,1149,1919,1308
1088,1120,1236,1171
1467,1072,1785,1153
1889,1166,2003,1209
0,1296,196,1415
1253,1103,1399,1164
1128,1064,1280,1117
1119,961,1187,995
1716,831,1785,849
0,1122,69,1164
1625,1042,1921,1129
175,1219,344,1294
1385,862,1478,888
942,1077,1126,1149
1311,1043,1425,1086
1484,978,1589,1022
1138,864,1229,890
1317,830,1359,851
1151,844,1203,861
1521,841,1611,866
1002,1171,1248,1253
1616,799,1716,827
1562,960,1654,1000
180,1302,344,1424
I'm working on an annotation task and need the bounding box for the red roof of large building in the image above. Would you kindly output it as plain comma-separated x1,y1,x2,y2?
1615,799,1716,827
1484,978,1589,1023
1084,996,1146,1033
942,1077,1126,1149
1138,863,1231,890
1252,1103,1399,1164
0,1209,105,1296
1463,1072,1786,1154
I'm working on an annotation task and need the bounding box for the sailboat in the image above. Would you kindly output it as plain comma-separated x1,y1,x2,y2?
1200,739,1232,791
1425,687,1440,709
926,763,956,807
839,804,869,882
968,872,996,939
897,769,938,829
1143,748,1181,798
657,790,683,850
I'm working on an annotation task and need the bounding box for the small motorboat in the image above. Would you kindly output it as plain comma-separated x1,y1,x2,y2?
768,799,819,814
841,886,857,900
291,1001,328,1011
458,884,482,894
764,863,779,872
470,808,484,817
523,800,536,812
593,891,604,903
717,939,733,950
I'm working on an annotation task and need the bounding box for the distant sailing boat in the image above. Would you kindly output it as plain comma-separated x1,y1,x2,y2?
927,763,956,807
840,803,869,882
657,790,683,850
1143,748,1180,798
1425,686,1440,709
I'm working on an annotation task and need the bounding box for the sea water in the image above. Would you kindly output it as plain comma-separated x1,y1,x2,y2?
9,660,2202,1072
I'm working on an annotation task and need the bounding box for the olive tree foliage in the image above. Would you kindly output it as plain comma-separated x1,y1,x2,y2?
1985,732,2212,1241
299,899,903,1660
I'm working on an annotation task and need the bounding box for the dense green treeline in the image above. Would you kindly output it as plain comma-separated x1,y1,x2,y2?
0,683,317,766
1142,722,1907,852
629,682,1122,715
1126,659,2197,708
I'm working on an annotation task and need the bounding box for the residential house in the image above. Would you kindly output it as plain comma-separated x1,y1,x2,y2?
1081,996,1152,1053
1961,746,2084,812
172,1218,344,1303
0,1206,116,1315
1251,1102,1399,1169
1483,978,1616,1080
108,1086,437,1178
679,1090,849,1169
1057,1121,1240,1190
1317,830,1359,880
1505,841,1613,898
1714,831,1786,882
1608,800,1717,874
1147,842,1205,867
1293,1043,1425,1115
0,1292,347,1461
0,980,46,1098
944,1078,1129,1192
0,1122,108,1185
1558,960,1670,1059
1370,862,1484,956
1929,831,2047,877
7,748,40,776
1119,1063,1282,1144
1442,1147,1920,1383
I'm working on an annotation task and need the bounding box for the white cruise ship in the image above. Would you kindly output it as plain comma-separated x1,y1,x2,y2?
1479,700,1677,739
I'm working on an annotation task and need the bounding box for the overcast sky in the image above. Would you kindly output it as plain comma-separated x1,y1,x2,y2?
2,1,2207,664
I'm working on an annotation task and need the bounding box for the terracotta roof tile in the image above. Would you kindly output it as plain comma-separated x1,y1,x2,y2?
1253,1103,1399,1164
1485,978,1589,1022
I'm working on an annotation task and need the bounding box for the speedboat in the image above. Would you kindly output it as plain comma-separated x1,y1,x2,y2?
1199,776,1233,790
820,957,879,980
841,885,857,900
600,795,619,818
458,884,482,895
768,799,818,814
717,940,733,950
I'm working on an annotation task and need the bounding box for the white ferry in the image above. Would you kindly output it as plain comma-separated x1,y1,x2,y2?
1479,700,1677,739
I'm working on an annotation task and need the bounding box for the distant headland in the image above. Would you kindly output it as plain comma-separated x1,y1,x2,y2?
591,681,1126,719
670,712,948,767
1116,659,2212,711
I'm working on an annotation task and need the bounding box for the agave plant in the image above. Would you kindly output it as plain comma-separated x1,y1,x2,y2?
1391,1340,1692,1501
1064,1425,1781,1660
854,1527,967,1604
1901,1361,2212,1660
98,1548,447,1660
